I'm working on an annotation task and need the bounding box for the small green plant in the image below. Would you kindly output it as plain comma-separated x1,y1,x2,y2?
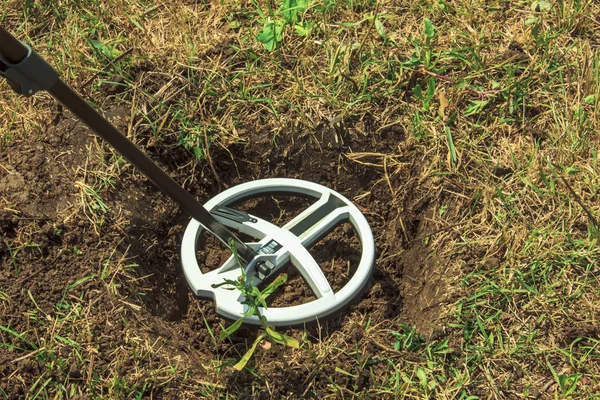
413,78,436,111
391,323,425,352
403,18,436,70
547,359,581,397
212,239,301,370
256,0,311,51
445,125,458,168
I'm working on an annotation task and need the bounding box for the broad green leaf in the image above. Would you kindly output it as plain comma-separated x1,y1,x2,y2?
281,0,308,25
532,1,552,12
266,326,300,348
524,17,538,25
233,333,267,371
244,305,257,317
416,367,428,388
90,39,104,51
538,0,552,11
220,317,245,340
193,146,204,162
413,84,424,100
558,374,567,390
584,94,596,104
375,17,385,39
90,39,122,59
294,21,312,36
424,18,434,39
426,78,435,99
447,111,459,124
261,273,288,298
257,20,285,51
562,374,581,395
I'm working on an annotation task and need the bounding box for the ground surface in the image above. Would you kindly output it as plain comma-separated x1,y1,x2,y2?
1,0,600,399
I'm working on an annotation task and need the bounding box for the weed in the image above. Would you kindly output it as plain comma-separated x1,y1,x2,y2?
255,0,310,51
212,239,301,371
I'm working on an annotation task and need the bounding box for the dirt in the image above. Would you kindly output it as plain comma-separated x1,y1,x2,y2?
0,103,459,397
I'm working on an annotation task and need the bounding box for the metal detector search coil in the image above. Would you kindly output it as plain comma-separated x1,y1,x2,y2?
181,178,376,326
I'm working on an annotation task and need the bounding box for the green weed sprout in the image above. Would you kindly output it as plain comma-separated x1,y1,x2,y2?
256,0,310,51
211,239,301,371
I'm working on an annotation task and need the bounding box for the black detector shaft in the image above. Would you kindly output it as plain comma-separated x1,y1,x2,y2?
0,27,256,265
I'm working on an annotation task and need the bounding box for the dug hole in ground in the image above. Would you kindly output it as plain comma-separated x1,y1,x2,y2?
0,102,459,396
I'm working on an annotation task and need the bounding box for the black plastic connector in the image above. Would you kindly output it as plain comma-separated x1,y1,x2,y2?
256,260,275,281
0,43,59,97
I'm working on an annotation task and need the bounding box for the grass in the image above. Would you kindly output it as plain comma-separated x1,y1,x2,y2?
2,0,600,398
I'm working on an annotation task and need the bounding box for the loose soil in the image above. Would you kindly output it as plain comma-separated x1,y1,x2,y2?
0,104,459,397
